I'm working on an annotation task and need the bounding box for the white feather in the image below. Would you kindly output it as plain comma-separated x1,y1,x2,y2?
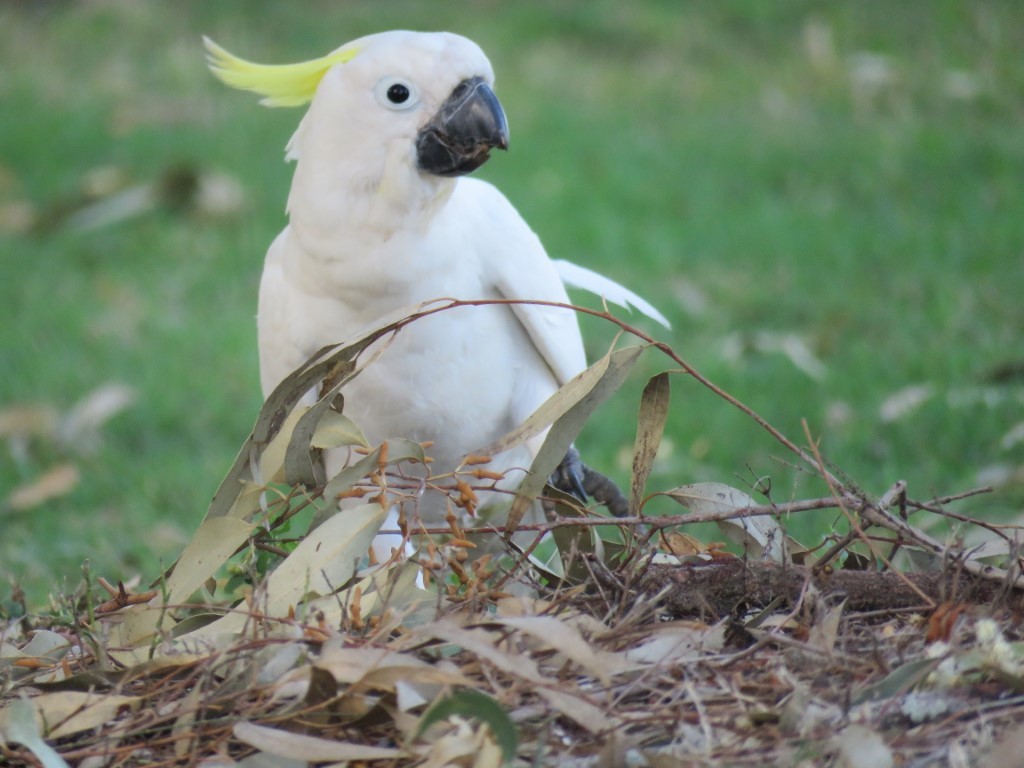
553,259,671,329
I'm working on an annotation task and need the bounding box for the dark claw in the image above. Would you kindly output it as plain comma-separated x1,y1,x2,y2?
550,446,588,501
549,447,630,517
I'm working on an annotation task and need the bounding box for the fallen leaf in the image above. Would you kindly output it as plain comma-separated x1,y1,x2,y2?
0,698,71,768
666,482,788,563
56,382,137,451
659,531,707,556
493,615,629,682
879,384,934,423
831,723,893,768
0,691,140,740
0,200,35,234
630,372,671,515
414,689,517,764
415,620,543,684
807,599,846,653
0,404,58,438
7,464,79,511
233,720,404,761
537,687,618,734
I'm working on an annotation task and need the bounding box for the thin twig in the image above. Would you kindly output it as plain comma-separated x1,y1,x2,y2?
801,419,936,607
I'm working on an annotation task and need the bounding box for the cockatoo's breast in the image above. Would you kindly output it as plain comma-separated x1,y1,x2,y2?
260,178,560,490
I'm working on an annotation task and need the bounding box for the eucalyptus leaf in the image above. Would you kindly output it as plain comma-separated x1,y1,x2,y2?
667,482,788,563
205,303,433,522
311,410,368,450
545,485,598,584
321,446,382,502
259,502,386,615
175,503,387,644
284,370,358,487
234,720,404,761
506,345,644,532
164,516,257,605
0,692,140,741
852,657,943,704
0,699,71,768
476,342,641,459
260,406,307,486
414,689,518,765
630,372,670,516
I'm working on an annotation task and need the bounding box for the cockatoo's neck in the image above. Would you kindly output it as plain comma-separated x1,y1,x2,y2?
284,113,456,259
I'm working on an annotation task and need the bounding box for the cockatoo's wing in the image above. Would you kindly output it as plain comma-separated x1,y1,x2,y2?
553,259,671,329
463,181,587,387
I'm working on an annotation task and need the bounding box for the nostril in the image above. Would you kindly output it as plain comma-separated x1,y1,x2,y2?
451,76,486,103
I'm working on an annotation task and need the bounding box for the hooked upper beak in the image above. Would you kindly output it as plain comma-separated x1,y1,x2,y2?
416,77,509,177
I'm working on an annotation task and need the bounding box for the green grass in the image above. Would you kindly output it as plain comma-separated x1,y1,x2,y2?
2,1,1022,606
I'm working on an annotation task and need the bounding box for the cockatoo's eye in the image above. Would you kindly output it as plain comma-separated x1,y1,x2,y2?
387,84,410,103
375,77,420,111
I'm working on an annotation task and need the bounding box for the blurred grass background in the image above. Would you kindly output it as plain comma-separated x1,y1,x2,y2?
2,0,1022,606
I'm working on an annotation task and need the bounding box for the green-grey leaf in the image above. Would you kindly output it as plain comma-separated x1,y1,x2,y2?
545,485,598,583
321,446,382,502
0,699,72,768
284,372,358,487
206,312,404,522
506,345,644,532
414,689,518,764
852,657,942,705
163,516,256,605
311,410,368,450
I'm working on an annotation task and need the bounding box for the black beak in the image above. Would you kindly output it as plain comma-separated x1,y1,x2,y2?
416,77,509,177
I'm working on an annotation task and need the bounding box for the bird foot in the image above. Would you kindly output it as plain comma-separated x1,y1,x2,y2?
549,446,630,517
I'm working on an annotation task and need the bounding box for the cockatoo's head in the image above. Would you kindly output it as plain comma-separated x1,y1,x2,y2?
204,31,509,179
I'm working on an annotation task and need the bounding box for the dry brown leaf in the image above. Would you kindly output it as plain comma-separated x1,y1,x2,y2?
622,623,723,667
630,372,671,515
667,482,788,562
659,531,706,556
416,620,543,683
537,687,619,733
493,615,629,682
233,720,405,761
0,404,58,438
0,691,141,740
807,599,846,653
57,382,137,449
926,603,966,644
7,464,79,511
171,686,202,761
315,645,422,684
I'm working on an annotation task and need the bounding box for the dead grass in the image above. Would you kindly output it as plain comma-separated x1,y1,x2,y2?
3,305,1024,766
2,550,1024,766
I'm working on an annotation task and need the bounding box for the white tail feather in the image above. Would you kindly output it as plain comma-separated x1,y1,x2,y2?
553,259,671,329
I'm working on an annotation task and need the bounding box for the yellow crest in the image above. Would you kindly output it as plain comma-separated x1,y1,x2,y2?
203,36,361,107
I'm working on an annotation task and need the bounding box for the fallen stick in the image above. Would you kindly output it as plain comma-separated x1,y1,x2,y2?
632,557,1024,619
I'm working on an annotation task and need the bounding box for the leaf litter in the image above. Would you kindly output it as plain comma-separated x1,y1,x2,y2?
2,303,1024,766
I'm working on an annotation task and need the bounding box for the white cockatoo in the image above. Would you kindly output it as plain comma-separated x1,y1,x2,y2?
205,30,667,541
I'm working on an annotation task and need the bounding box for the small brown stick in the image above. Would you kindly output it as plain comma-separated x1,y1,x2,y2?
94,580,159,614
